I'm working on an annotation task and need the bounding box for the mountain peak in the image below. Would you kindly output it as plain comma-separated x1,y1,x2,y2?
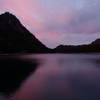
0,12,49,53
2,12,11,15
91,39,100,45
0,12,22,28
0,12,15,18
0,12,20,23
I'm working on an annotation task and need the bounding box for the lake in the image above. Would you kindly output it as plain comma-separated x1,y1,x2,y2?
0,54,100,100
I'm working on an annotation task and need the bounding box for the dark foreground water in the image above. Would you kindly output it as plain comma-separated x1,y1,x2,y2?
0,54,100,100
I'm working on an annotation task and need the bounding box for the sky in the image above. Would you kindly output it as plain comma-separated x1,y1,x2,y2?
0,0,100,48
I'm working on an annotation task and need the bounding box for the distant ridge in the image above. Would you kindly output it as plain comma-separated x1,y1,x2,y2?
0,12,49,53
54,39,100,53
91,39,100,45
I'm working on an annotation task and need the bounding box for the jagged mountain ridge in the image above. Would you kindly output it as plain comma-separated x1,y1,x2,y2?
0,12,49,53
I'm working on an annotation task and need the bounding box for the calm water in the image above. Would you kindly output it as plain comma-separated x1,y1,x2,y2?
1,54,100,100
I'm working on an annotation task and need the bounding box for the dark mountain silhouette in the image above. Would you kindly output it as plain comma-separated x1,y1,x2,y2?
0,12,100,53
0,12,50,53
91,39,100,45
54,39,100,53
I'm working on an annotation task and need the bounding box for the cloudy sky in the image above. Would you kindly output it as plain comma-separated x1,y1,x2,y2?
0,0,100,48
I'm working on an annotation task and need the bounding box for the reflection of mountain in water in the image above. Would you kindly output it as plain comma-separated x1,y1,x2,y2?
11,54,100,100
0,56,38,95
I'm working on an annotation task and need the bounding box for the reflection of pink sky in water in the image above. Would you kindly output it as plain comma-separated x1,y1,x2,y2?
12,54,100,100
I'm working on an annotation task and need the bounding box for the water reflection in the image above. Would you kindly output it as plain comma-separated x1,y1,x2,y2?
10,54,100,100
0,55,38,95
